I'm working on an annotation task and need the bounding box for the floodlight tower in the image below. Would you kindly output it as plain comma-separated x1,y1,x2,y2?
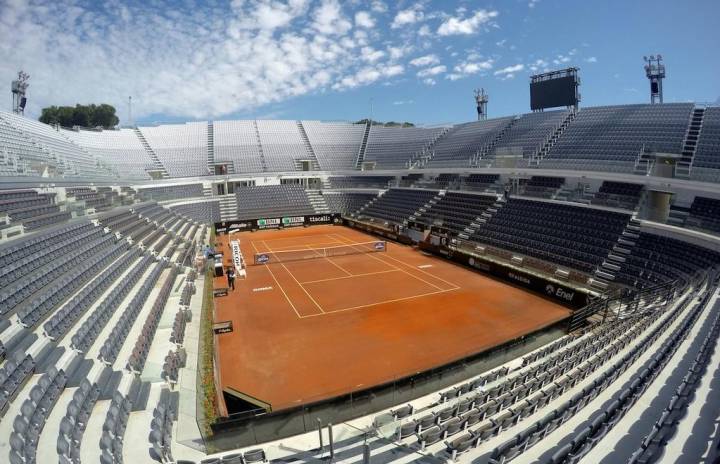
128,96,134,127
643,55,665,104
474,88,488,121
11,71,30,115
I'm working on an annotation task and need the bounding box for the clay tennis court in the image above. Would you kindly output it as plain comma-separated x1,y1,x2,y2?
213,225,570,412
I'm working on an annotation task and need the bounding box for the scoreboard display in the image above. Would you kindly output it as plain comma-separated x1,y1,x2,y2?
530,69,579,111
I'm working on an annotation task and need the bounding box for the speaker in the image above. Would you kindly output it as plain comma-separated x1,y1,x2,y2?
19,97,27,110
651,82,659,93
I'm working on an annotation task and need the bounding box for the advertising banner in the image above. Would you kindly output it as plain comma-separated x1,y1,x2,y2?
214,214,341,235
419,241,589,309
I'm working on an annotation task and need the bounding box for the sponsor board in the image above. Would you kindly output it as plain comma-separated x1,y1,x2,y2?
213,321,233,334
257,218,281,229
374,241,386,251
230,240,243,272
255,253,270,264
282,216,305,226
215,214,341,234
308,214,333,223
545,284,576,303
227,222,251,233
419,241,588,309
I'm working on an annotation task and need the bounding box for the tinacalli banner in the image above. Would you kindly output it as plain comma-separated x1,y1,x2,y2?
214,214,340,234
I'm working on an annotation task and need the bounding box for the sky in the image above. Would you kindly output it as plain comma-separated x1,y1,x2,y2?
1,0,719,127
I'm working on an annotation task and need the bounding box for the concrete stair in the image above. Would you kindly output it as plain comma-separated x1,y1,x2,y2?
306,190,330,214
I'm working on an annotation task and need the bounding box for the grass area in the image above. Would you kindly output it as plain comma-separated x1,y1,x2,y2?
197,231,218,438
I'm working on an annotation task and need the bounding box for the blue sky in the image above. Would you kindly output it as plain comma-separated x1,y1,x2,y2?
1,0,718,126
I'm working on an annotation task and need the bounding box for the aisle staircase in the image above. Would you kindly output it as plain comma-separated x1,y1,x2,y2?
676,107,706,179
206,122,215,175
591,217,641,291
410,127,452,169
356,189,384,215
218,195,238,222
460,197,505,240
296,121,321,171
306,190,330,214
531,110,577,166
355,121,371,169
252,120,268,172
134,128,169,178
409,191,444,223
472,118,517,167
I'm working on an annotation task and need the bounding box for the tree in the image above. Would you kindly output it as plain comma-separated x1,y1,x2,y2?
354,119,415,127
39,103,119,129
92,104,119,128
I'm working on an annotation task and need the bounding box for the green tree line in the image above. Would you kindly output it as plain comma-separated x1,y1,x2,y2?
354,119,415,127
39,104,119,129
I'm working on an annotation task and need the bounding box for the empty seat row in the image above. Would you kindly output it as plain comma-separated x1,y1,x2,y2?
98,262,166,365
127,267,179,372
71,255,154,353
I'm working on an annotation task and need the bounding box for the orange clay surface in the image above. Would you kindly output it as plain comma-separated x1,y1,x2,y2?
213,225,570,411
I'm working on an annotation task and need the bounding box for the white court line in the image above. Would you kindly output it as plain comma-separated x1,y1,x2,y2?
250,241,303,319
262,240,325,314
376,247,461,290
328,233,447,292
298,287,457,318
301,269,400,285
258,241,347,252
302,244,353,277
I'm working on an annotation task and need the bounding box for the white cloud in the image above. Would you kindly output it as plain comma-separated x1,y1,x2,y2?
334,63,404,90
393,99,414,105
437,9,498,36
585,56,598,63
355,11,375,28
494,64,524,76
391,5,424,29
422,78,436,86
385,64,404,77
0,0,430,121
313,0,352,35
446,59,494,80
528,59,549,72
388,45,412,60
417,25,432,37
417,65,446,77
410,54,439,67
370,1,388,13
528,0,541,8
456,60,494,74
361,46,385,63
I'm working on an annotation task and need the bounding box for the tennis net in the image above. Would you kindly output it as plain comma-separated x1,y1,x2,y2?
253,240,387,265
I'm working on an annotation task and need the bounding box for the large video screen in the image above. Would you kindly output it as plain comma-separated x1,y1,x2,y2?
530,75,577,110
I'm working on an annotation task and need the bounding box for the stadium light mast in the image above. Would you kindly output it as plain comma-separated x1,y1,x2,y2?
11,71,30,115
474,88,488,121
128,96,134,127
643,55,665,104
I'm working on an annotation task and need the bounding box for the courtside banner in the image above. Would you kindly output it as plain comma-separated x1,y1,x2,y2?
215,214,341,234
419,241,589,309
305,213,341,225
214,220,253,235
230,240,243,271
